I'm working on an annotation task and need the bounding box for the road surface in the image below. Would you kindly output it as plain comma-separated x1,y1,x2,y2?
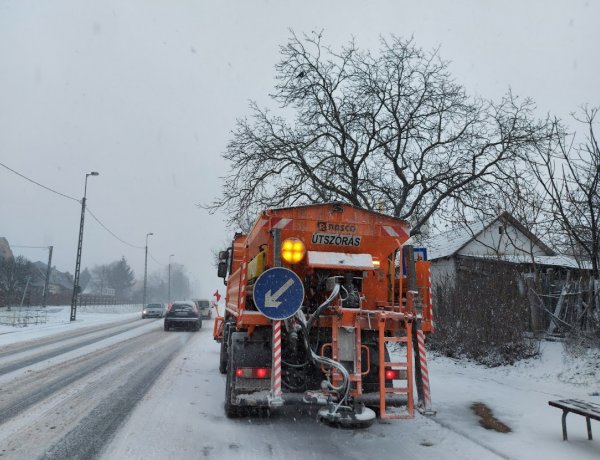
0,317,504,460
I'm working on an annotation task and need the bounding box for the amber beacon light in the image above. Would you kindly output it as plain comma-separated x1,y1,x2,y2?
281,237,306,263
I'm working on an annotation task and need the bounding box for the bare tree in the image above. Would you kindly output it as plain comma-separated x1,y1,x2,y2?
206,32,557,234
527,107,600,339
531,107,600,278
0,256,33,306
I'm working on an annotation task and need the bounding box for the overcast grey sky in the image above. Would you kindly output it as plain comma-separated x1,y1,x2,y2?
1,0,598,297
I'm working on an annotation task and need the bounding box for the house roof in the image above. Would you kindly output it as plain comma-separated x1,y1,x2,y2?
422,211,555,260
31,261,73,289
422,220,486,260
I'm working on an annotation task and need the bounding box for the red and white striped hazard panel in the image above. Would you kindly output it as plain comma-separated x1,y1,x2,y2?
381,225,409,239
268,217,293,230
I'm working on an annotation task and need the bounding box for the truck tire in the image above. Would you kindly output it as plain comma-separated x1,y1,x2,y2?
225,332,247,418
219,323,230,374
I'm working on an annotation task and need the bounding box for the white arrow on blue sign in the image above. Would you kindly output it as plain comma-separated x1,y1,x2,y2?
253,267,305,320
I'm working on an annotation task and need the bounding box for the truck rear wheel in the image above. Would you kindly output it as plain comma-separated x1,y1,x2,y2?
225,332,246,418
219,323,230,374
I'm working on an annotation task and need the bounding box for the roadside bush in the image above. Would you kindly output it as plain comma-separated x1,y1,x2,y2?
429,262,539,366
564,322,600,360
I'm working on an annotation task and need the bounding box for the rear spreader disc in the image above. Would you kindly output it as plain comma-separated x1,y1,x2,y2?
317,406,376,429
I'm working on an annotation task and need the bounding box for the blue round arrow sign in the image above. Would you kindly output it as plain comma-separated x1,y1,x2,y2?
253,267,305,320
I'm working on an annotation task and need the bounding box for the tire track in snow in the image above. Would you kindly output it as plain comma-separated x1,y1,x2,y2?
0,329,193,459
0,325,163,425
0,319,157,377
0,317,141,358
42,334,190,460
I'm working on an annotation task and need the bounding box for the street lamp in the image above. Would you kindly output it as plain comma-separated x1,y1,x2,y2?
142,232,154,307
70,171,99,322
168,254,175,304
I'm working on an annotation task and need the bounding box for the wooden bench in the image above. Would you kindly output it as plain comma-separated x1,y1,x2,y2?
548,399,600,441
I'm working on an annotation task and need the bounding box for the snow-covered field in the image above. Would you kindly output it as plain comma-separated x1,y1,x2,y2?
1,308,599,459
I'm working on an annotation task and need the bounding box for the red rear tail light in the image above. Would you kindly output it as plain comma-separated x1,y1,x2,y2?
385,369,401,380
253,367,269,379
235,367,271,379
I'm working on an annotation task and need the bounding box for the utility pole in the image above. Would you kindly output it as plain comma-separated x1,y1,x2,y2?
20,276,31,307
70,171,99,322
42,246,53,307
142,232,153,307
168,254,174,304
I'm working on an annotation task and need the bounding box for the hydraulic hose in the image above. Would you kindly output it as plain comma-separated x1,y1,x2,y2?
295,284,351,411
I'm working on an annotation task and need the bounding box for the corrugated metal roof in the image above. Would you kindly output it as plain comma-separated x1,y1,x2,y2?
463,253,588,269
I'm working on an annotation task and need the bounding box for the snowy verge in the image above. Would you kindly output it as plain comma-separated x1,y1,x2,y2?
0,305,142,347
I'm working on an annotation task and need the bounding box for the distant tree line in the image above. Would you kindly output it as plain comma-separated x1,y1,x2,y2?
0,254,192,307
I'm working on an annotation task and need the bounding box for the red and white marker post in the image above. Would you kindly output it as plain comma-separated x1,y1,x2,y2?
416,329,435,414
270,319,284,406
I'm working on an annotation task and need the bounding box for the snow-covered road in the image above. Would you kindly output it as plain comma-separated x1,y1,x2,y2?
0,311,598,459
0,316,191,459
103,319,503,460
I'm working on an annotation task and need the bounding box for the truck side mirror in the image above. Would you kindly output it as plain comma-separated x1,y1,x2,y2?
218,250,229,261
217,261,228,278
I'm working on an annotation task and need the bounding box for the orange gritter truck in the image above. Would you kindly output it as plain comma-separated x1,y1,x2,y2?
214,203,434,427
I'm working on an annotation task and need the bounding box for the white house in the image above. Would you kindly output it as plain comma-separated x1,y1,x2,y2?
421,211,585,288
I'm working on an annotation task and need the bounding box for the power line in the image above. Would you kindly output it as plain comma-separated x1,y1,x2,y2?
0,160,79,202
10,245,51,249
86,207,144,249
148,252,167,267
0,161,167,265
1,161,165,264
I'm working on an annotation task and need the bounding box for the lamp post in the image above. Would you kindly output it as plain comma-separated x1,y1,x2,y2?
70,171,99,322
168,254,175,304
142,232,153,307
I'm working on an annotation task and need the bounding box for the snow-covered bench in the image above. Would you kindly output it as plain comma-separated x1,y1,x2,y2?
548,399,600,441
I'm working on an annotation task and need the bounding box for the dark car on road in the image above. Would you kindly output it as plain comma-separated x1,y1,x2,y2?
164,301,202,331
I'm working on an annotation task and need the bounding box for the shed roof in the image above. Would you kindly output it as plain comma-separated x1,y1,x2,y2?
461,253,588,270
